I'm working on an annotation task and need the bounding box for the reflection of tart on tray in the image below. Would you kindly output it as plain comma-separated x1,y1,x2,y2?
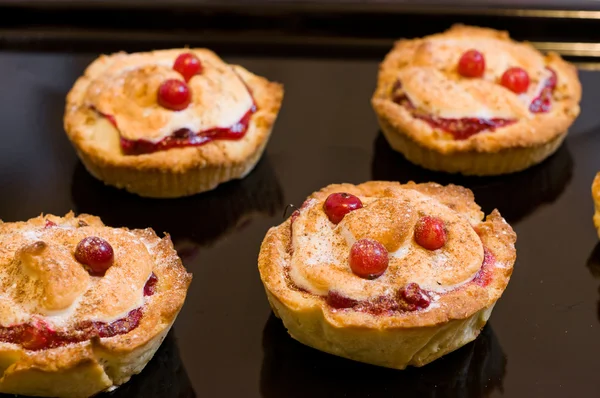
260,314,506,398
372,132,573,223
258,181,516,369
65,49,283,198
586,243,600,322
372,25,581,176
0,213,191,398
103,331,195,398
71,155,284,253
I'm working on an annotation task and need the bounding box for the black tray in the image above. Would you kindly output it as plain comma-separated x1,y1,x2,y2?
0,18,600,398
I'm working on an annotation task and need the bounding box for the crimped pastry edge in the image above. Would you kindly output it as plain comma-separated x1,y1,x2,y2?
64,49,284,198
378,115,567,176
266,289,494,369
0,212,192,398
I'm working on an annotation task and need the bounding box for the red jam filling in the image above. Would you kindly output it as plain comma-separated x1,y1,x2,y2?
95,104,257,155
392,89,516,140
529,67,558,113
0,273,158,351
392,67,557,139
472,248,495,287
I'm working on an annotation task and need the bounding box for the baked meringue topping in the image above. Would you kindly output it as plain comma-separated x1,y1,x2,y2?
0,213,161,350
84,50,256,154
285,183,510,315
389,32,559,139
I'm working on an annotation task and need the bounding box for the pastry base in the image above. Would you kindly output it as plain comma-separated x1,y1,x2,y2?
76,137,268,199
378,117,567,176
0,319,176,398
265,290,494,369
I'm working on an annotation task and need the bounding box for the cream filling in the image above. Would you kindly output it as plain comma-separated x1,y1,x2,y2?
0,228,153,329
288,191,484,302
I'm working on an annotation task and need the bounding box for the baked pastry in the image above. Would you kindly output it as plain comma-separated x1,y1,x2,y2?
372,24,581,175
258,181,516,369
0,212,191,398
65,49,283,198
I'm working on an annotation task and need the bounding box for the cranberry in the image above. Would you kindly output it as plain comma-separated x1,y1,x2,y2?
144,273,158,296
458,50,485,78
500,67,530,94
326,291,358,309
173,53,203,82
74,236,114,276
414,216,447,250
349,239,389,279
20,323,51,351
44,220,56,228
323,193,363,224
157,79,191,111
398,283,431,311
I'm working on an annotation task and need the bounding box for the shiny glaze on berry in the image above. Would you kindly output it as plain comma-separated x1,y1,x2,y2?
349,239,389,279
323,192,363,224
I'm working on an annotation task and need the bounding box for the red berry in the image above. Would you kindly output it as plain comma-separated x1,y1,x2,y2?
75,236,114,276
398,283,430,311
144,272,158,296
44,220,56,228
349,239,389,279
458,50,485,78
500,67,530,94
173,53,203,82
326,291,358,309
323,193,363,224
20,323,52,351
414,216,447,250
157,79,191,111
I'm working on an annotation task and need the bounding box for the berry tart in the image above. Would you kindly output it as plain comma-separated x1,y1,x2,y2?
0,212,191,398
65,49,283,198
372,25,581,175
258,181,516,369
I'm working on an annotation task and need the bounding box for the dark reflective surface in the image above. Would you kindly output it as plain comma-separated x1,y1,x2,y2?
372,132,574,223
261,314,506,398
0,48,600,397
72,155,283,260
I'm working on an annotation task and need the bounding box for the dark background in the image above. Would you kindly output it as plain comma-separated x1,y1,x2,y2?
0,1,600,397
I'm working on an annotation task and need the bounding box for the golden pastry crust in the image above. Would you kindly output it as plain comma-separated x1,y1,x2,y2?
0,212,191,398
65,49,284,198
258,181,516,369
592,173,600,238
372,25,581,175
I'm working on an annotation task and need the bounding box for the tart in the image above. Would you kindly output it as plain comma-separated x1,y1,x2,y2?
258,181,516,369
0,212,191,398
65,49,284,198
372,24,581,176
